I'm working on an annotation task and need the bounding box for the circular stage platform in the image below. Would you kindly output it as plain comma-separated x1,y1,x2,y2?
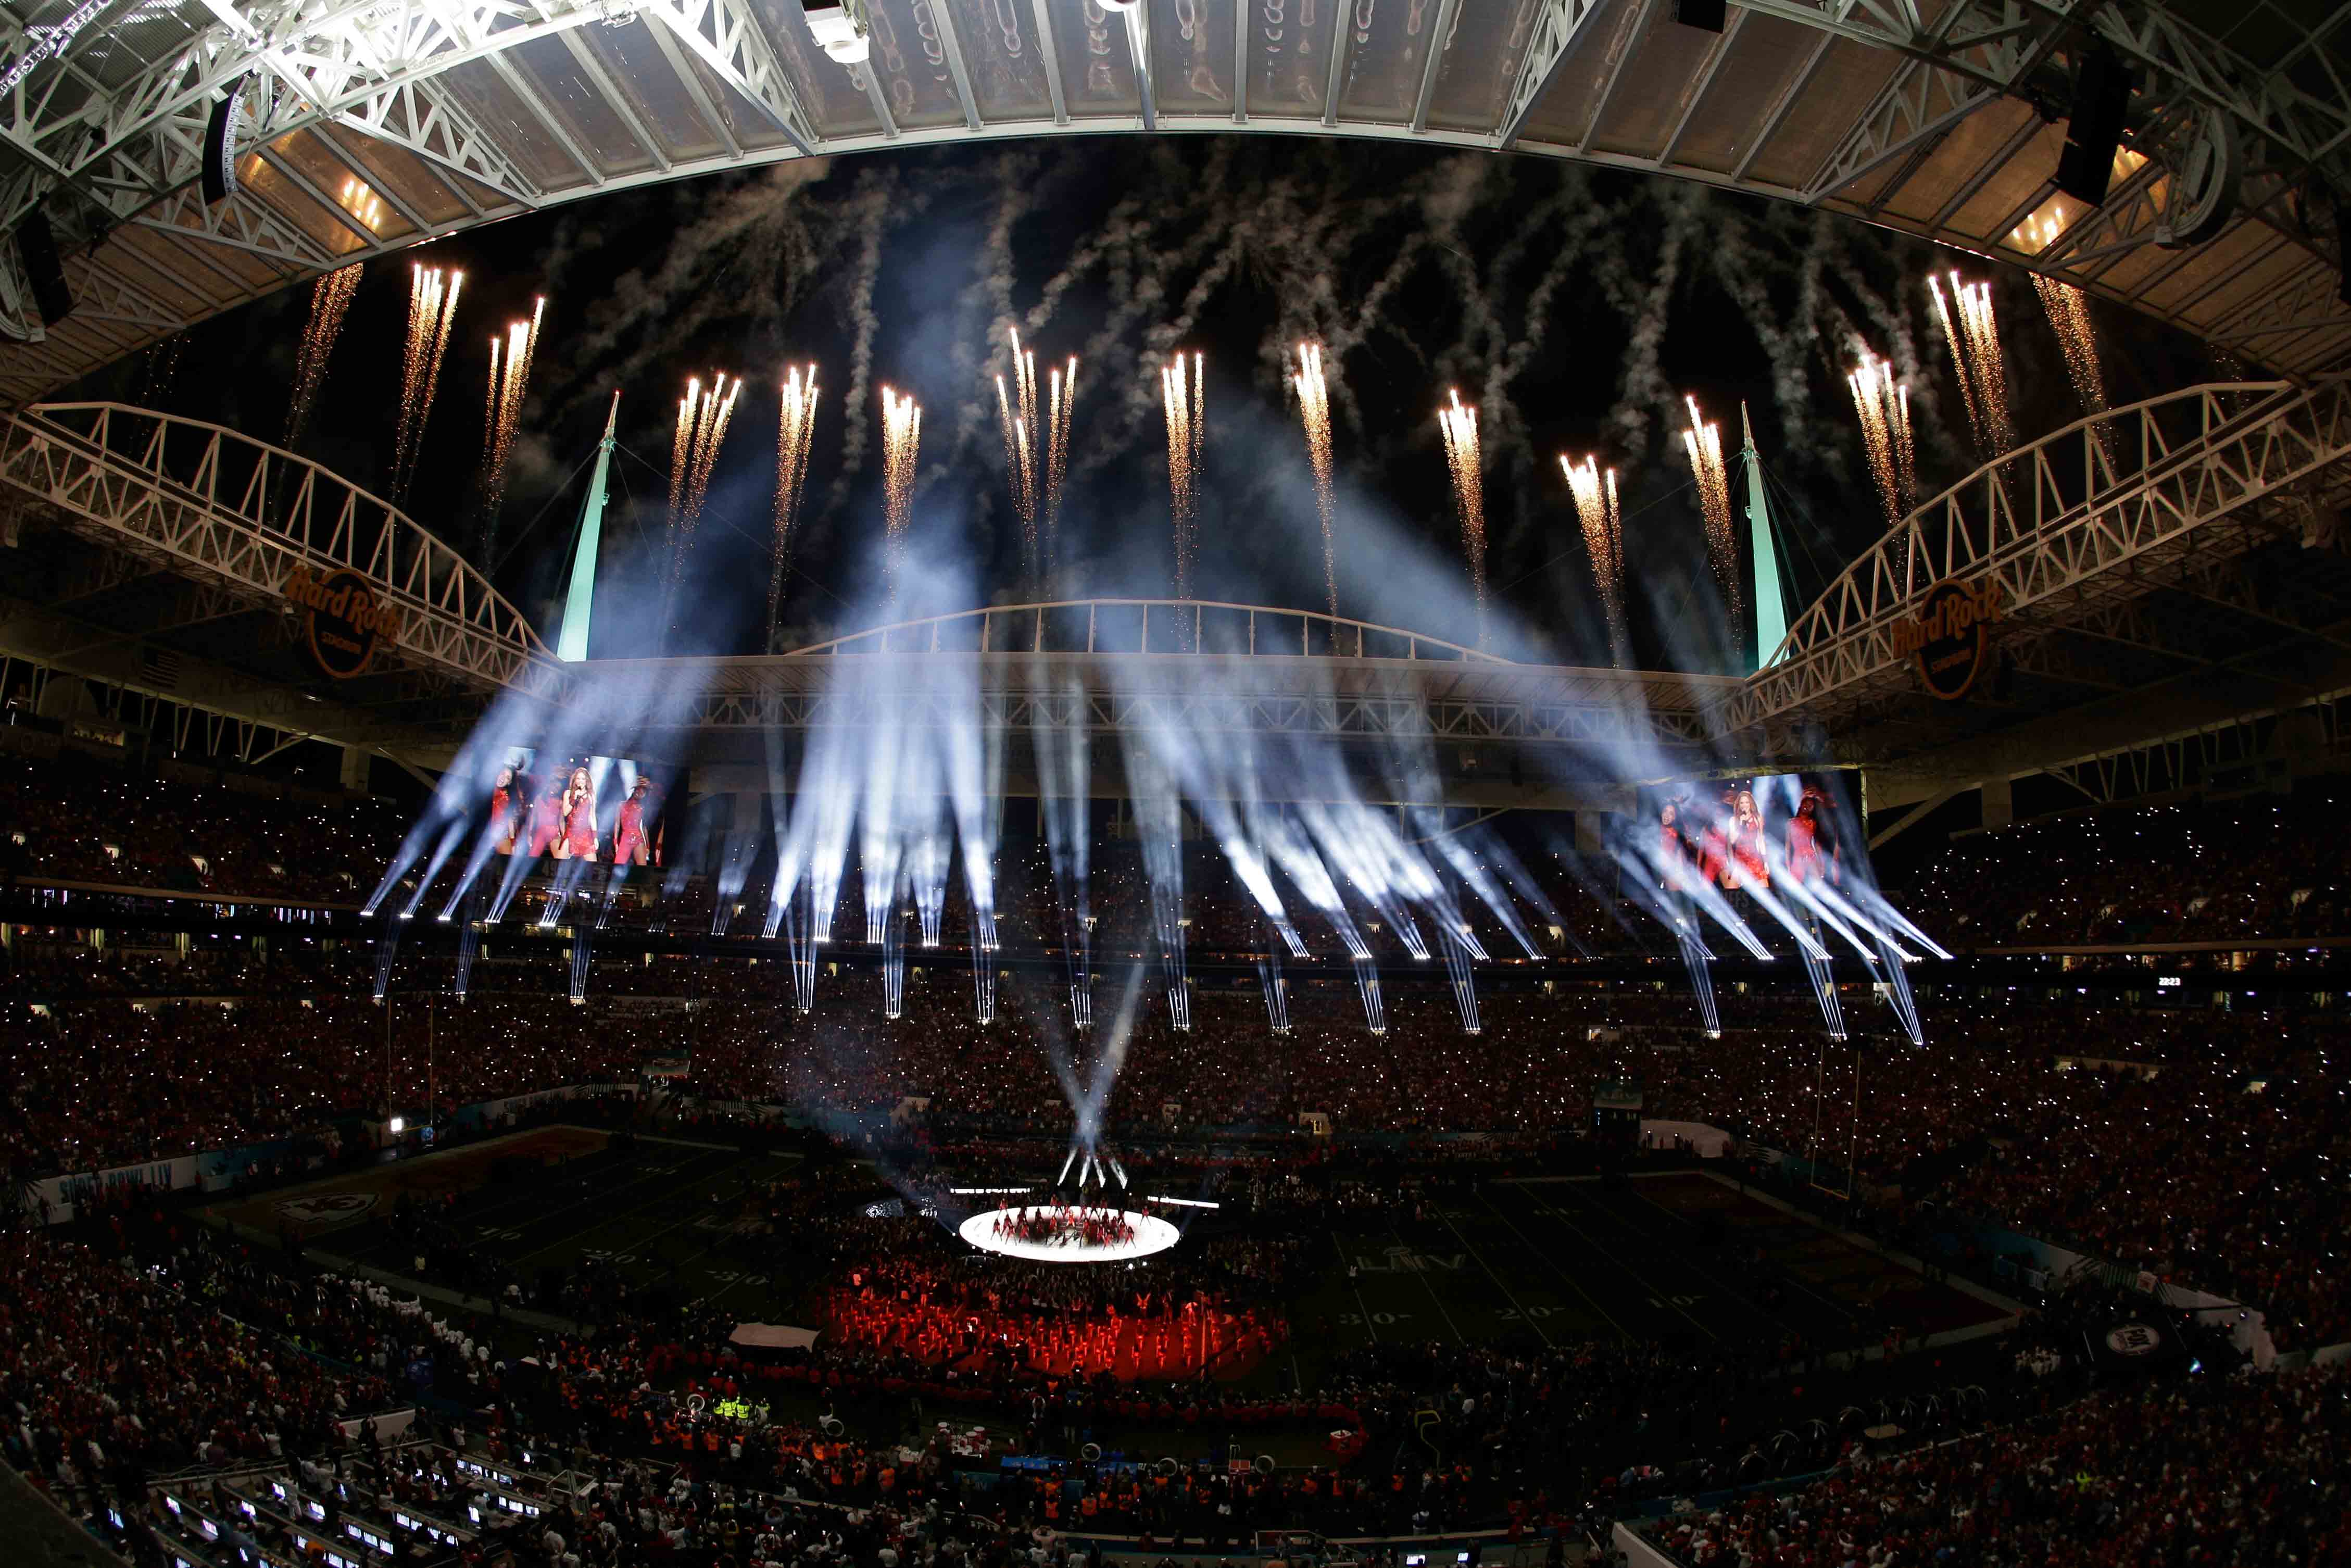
958,1205,1181,1264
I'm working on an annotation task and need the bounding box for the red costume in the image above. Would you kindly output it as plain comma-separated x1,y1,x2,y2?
614,786,651,867
559,769,597,860
529,790,564,858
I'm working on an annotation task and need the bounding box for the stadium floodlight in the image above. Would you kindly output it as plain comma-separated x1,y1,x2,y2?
802,1,871,64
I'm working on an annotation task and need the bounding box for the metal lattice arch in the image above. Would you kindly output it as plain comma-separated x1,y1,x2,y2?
0,400,551,692
586,597,1740,751
1730,375,2351,738
4,0,2351,405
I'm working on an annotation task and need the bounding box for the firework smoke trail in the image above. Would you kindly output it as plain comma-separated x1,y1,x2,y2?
1292,342,1339,620
1562,456,1627,667
1158,350,1205,608
285,264,361,448
881,385,922,606
1438,388,1488,647
1925,273,1984,451
392,265,463,500
1845,351,1916,525
1680,396,1741,627
768,363,820,641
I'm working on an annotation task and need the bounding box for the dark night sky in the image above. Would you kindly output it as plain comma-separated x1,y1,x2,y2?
87,136,2226,673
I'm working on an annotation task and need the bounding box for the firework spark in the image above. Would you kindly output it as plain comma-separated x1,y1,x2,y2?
881,384,922,604
996,329,1041,578
478,296,546,553
1928,270,2013,456
1045,354,1076,576
769,362,820,639
663,372,743,629
2030,268,2109,424
392,264,463,501
1561,455,1626,667
285,263,360,448
1845,350,1916,526
1292,341,1338,620
1159,350,1205,604
1680,396,1741,626
1437,388,1487,646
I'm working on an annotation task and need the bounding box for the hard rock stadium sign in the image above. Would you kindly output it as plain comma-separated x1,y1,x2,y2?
1891,578,2006,702
284,563,406,680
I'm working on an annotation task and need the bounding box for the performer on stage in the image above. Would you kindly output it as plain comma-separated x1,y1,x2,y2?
559,766,598,861
613,777,653,867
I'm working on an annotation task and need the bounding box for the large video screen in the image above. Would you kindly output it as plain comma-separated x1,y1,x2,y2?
485,751,664,867
1637,769,1862,894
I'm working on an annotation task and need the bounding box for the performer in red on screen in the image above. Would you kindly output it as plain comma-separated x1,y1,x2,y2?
1787,785,1830,885
1698,786,1733,889
528,774,565,859
489,765,522,856
1729,786,1770,890
1657,799,1688,892
557,766,597,861
614,777,653,867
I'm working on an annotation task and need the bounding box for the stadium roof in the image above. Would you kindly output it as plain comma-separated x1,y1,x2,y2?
3,0,2350,405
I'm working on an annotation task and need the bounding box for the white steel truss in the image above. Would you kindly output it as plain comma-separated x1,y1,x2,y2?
1732,377,2351,735
0,401,556,694
2,0,2348,385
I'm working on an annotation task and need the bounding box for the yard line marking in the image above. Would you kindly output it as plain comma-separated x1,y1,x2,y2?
1388,1227,1466,1343
1332,1229,1382,1345
1436,1203,1551,1347
1517,1184,1721,1342
1619,1182,1862,1328
1475,1188,1632,1339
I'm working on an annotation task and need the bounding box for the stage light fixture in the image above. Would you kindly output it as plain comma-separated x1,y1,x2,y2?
2055,44,2133,206
802,0,870,64
202,80,246,206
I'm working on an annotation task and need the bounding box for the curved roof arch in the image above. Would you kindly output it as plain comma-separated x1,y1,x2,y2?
2,0,2347,405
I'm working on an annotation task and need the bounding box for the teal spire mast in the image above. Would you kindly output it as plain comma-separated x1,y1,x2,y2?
1740,403,1788,672
556,392,619,662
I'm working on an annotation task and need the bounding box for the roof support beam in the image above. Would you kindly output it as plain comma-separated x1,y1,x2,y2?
1500,0,1607,149
1411,0,1464,134
1231,0,1249,123
482,50,606,187
643,17,748,159
1576,0,1652,156
853,60,901,139
925,0,984,131
1319,0,1349,128
1029,0,1070,125
556,31,674,174
1657,8,1745,165
1126,2,1157,130
639,0,821,154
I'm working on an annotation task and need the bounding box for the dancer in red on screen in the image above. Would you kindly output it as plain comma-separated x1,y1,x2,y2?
1787,786,1829,886
613,777,653,867
488,766,522,856
1698,787,1733,889
1729,786,1770,890
527,774,565,859
1657,799,1688,892
558,766,597,861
